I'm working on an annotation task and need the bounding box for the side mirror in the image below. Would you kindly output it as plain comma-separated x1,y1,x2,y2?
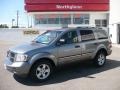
56,39,65,46
59,39,65,43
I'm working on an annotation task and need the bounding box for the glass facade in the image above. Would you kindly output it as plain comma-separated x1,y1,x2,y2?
35,14,90,25
73,14,89,24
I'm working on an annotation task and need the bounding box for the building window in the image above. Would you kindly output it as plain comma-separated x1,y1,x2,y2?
59,14,71,24
35,14,90,25
73,14,89,24
102,20,107,27
95,19,107,27
48,18,59,24
47,15,60,24
35,15,48,24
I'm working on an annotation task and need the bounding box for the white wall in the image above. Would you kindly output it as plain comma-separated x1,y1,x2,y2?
109,0,120,44
0,28,45,44
90,12,108,27
109,0,120,24
109,24,118,43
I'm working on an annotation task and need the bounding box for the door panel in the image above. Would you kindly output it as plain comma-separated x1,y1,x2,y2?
58,43,81,64
79,30,97,59
57,30,82,64
80,41,98,59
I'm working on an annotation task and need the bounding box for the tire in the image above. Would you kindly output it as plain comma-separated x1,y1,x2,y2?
30,60,53,82
94,51,106,67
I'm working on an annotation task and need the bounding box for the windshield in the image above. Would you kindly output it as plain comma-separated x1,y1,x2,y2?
33,31,62,44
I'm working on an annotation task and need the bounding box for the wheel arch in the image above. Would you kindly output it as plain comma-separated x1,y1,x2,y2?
29,57,56,75
31,57,56,68
96,48,107,56
92,45,108,59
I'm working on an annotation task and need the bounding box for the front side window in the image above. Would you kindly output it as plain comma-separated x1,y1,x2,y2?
33,31,61,44
80,30,95,42
60,31,78,45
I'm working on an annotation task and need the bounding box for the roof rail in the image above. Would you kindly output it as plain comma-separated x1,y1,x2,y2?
77,26,96,29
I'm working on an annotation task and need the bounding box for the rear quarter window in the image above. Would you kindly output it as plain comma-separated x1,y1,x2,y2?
96,30,108,39
79,30,95,42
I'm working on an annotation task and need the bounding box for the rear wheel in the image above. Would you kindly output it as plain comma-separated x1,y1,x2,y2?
30,60,53,82
94,51,106,67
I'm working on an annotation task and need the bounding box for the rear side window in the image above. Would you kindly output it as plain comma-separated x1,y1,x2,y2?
80,30,95,42
96,30,108,39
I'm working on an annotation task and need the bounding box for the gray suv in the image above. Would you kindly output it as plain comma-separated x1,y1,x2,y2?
4,27,112,82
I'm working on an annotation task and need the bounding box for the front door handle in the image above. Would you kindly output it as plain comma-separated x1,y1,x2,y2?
75,45,80,48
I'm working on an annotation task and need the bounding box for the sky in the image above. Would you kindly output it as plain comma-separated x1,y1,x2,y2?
0,0,28,27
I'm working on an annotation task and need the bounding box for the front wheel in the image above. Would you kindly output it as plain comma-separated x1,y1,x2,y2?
94,51,106,67
30,60,53,82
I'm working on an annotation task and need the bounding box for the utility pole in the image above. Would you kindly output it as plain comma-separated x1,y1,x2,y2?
16,10,19,27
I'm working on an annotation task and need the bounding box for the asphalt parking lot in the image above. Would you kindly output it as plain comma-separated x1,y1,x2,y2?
0,43,120,90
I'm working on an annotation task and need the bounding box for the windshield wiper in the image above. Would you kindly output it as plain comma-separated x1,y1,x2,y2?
32,40,40,43
32,41,48,44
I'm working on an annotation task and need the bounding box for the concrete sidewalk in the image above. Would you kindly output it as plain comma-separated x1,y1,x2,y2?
112,44,120,48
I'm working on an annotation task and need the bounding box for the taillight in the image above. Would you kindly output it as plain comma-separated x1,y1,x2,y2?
108,39,112,48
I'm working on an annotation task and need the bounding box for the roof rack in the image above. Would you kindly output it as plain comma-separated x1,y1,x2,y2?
77,26,104,30
77,26,96,29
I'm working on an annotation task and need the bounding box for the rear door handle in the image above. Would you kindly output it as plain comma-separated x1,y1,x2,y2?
94,43,98,45
75,45,80,48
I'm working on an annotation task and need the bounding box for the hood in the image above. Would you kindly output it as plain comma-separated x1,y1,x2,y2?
9,42,47,54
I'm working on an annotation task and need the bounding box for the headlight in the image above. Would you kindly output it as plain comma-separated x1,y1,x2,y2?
15,54,28,62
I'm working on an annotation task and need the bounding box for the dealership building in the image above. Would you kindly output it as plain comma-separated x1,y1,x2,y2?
25,0,120,44
25,0,109,29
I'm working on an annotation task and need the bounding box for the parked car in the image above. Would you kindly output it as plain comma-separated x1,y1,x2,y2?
4,27,112,82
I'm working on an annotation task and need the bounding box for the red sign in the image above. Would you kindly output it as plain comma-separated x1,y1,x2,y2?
25,4,109,12
25,0,109,4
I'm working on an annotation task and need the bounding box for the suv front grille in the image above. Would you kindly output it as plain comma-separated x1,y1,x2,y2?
7,51,16,62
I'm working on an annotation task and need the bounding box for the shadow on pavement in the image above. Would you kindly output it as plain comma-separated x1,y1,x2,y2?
13,59,120,86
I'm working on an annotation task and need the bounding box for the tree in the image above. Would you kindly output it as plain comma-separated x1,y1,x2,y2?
11,26,19,28
0,24,9,28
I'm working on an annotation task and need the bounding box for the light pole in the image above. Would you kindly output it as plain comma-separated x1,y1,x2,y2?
12,19,15,27
27,14,30,28
16,10,19,27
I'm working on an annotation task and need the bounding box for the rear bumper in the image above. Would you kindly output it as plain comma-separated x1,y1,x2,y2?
4,57,31,77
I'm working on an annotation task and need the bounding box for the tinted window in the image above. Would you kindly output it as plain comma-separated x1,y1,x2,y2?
80,30,95,41
60,31,78,45
96,30,108,39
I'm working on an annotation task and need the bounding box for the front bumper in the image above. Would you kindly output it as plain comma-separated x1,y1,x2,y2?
4,57,31,77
